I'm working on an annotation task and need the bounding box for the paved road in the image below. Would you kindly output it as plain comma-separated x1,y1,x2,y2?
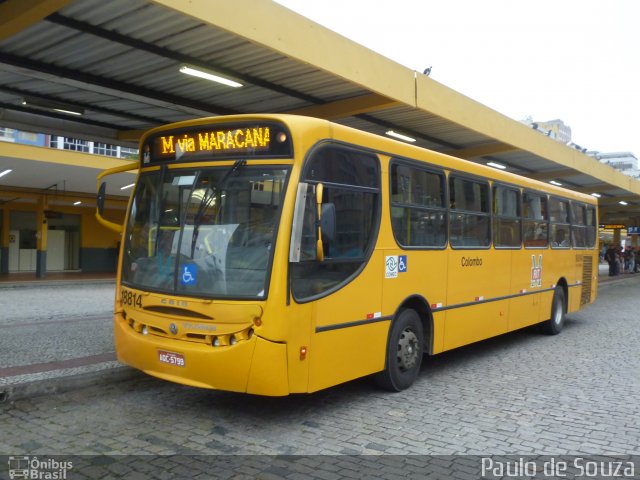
0,284,115,368
1,278,639,478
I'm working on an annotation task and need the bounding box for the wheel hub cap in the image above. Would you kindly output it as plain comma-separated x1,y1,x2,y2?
397,328,419,371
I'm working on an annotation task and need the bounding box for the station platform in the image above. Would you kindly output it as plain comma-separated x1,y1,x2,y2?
0,271,115,287
0,264,636,403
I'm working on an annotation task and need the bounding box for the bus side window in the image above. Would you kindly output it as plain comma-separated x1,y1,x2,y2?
585,205,597,247
570,202,587,248
389,162,446,248
493,185,521,248
549,197,570,249
449,176,490,248
523,192,548,248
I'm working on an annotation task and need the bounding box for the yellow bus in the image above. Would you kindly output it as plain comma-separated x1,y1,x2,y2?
97,114,598,395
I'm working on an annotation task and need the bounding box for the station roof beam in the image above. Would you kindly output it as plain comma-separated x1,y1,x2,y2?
0,0,75,42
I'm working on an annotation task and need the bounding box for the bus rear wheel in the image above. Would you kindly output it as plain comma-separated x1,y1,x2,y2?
541,286,566,335
375,309,424,391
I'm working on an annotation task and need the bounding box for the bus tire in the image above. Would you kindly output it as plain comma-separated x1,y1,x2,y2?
540,286,565,335
374,309,424,391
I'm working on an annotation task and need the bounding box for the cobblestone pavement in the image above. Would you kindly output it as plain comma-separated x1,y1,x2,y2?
1,279,639,477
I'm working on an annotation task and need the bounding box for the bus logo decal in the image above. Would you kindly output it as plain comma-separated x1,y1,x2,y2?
385,256,398,278
531,255,543,288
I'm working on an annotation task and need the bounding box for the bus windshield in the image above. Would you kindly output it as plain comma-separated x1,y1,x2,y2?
122,165,289,299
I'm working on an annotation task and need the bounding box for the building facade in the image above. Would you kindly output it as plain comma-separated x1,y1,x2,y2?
0,128,133,275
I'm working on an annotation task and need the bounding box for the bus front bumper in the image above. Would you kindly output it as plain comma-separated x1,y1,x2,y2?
114,314,290,396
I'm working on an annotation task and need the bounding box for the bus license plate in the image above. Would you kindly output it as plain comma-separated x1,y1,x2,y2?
158,350,185,367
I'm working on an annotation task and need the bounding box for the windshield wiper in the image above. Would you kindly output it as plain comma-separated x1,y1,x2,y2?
190,159,247,257
218,158,247,187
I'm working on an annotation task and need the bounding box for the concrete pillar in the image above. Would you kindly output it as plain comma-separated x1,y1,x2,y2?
36,198,48,278
613,228,622,247
1,208,9,274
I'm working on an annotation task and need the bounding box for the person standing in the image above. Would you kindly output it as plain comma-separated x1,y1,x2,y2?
605,244,617,276
624,246,633,273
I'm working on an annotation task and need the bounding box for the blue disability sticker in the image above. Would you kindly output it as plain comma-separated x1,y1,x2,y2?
181,264,198,286
398,255,407,272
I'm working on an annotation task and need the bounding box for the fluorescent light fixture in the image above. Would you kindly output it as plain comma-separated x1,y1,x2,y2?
179,65,243,88
385,130,416,143
619,201,629,206
549,180,563,186
591,193,601,198
0,169,12,178
73,201,81,205
120,183,135,190
487,161,507,170
22,96,84,115
53,108,83,116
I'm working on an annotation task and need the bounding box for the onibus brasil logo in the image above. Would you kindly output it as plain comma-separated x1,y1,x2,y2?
8,456,72,479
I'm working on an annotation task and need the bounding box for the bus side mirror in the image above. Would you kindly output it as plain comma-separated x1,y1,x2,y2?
315,184,336,262
320,203,336,244
315,183,324,261
289,182,336,264
96,162,137,234
97,182,107,215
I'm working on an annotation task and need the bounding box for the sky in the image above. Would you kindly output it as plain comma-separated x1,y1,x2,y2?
276,0,640,156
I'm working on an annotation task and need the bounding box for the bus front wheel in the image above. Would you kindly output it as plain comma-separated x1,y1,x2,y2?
375,309,424,391
541,286,566,335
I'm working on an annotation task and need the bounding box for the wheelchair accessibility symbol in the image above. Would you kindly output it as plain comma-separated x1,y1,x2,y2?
181,264,198,286
398,255,407,273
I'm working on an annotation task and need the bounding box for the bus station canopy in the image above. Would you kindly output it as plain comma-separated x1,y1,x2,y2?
0,0,639,225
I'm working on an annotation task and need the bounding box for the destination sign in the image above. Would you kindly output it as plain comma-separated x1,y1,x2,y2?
142,122,292,165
